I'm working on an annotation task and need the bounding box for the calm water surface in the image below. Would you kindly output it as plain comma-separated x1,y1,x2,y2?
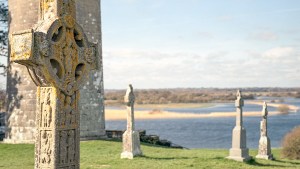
106,98,300,149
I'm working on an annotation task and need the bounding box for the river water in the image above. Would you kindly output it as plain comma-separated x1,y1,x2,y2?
106,97,300,149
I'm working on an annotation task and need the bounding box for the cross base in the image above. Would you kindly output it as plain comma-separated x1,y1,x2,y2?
121,130,142,159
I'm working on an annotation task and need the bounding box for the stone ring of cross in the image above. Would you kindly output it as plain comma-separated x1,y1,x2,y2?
11,15,99,96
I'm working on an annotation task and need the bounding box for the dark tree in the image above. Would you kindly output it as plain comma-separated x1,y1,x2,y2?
0,1,8,76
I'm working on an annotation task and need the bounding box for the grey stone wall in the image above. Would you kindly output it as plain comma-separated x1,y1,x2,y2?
4,0,105,143
76,0,106,139
5,0,40,143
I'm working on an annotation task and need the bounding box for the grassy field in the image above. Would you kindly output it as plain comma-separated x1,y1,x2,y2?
0,140,300,169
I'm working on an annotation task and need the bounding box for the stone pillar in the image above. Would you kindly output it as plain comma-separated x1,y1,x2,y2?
76,0,106,140
5,0,105,143
121,84,143,159
9,1,99,168
227,90,251,162
256,102,273,160
5,0,40,143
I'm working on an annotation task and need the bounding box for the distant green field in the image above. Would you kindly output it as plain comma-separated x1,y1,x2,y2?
1,140,299,169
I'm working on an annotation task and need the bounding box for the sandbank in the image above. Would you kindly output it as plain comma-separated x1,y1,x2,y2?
105,109,283,120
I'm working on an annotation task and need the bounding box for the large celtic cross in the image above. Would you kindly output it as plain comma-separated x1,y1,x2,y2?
10,0,99,168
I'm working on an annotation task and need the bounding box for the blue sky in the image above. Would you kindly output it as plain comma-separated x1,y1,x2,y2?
0,0,300,89
101,0,300,89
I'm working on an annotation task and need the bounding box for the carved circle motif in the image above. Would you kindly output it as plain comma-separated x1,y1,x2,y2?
35,15,91,95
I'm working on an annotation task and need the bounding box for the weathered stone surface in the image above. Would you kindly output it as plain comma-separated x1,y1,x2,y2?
121,85,143,159
10,0,99,168
256,102,273,160
227,90,252,162
76,0,106,140
5,0,105,143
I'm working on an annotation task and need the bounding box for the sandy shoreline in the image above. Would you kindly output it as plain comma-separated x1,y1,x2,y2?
105,102,299,120
246,101,299,112
105,109,282,121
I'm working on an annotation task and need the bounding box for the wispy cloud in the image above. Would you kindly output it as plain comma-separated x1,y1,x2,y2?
249,31,278,41
262,47,296,59
103,46,300,88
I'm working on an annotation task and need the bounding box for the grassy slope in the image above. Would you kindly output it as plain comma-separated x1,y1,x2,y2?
1,140,300,169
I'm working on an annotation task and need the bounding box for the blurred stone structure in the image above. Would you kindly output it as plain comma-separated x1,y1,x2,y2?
121,84,143,159
4,0,105,143
256,102,273,160
227,90,251,162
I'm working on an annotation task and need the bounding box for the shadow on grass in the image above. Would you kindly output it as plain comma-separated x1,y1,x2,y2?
246,159,290,168
141,155,197,160
273,159,300,165
97,138,184,149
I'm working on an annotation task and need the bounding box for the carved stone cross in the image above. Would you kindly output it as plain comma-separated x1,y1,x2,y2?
235,90,244,127
121,84,142,159
124,84,135,131
228,90,251,162
10,0,99,168
256,102,273,160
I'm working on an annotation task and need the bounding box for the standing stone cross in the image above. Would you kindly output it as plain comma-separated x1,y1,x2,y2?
10,0,99,168
121,84,142,159
256,102,273,160
235,90,244,127
124,84,135,131
228,90,251,162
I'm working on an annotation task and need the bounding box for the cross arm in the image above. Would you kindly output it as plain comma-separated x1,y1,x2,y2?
10,29,36,66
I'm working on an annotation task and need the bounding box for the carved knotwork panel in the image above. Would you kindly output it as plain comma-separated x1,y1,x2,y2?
58,91,78,128
59,129,76,165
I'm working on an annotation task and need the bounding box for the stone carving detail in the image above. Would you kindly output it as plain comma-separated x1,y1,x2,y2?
59,130,68,164
227,90,252,162
256,102,273,160
59,93,77,127
121,84,143,159
40,131,52,165
10,0,98,168
40,88,53,128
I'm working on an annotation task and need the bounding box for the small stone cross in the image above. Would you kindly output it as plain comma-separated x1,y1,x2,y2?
256,102,273,160
121,84,142,159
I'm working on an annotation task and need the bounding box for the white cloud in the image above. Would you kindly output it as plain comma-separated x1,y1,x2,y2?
102,46,300,89
262,47,296,59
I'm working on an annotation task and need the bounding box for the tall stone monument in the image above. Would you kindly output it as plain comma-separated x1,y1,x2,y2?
121,84,143,159
227,90,251,162
256,102,273,160
9,0,99,168
5,0,105,143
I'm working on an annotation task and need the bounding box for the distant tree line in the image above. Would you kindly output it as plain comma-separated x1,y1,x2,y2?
105,88,255,105
104,88,300,105
0,1,8,76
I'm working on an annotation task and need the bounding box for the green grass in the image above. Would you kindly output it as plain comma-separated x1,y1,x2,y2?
1,140,300,169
